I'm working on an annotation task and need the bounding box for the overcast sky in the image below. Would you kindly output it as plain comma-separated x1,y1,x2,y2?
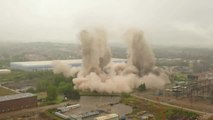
0,0,213,47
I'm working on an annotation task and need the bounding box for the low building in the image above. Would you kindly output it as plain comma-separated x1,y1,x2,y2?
0,69,11,74
0,93,37,113
57,104,80,113
95,114,119,120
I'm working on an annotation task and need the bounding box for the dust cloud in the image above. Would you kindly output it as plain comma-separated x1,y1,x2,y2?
53,28,170,93
124,29,155,76
79,28,111,76
52,60,79,77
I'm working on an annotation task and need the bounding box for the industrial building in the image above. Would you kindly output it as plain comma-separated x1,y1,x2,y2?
10,58,126,71
10,59,81,71
55,104,100,120
0,93,37,113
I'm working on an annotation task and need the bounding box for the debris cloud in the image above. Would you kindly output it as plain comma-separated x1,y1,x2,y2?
52,60,79,77
79,28,111,76
124,29,155,76
53,28,170,93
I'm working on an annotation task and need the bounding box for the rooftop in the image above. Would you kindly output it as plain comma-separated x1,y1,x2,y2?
0,93,36,102
0,69,11,72
10,58,126,66
10,59,82,66
0,69,11,74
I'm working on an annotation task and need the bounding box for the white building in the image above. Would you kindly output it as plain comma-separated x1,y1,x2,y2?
10,59,126,71
10,60,81,71
0,69,11,74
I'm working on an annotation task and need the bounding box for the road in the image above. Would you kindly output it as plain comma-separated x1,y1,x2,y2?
132,93,213,120
0,101,77,119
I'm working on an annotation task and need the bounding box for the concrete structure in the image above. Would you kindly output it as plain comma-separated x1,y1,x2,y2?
95,114,119,120
57,104,80,113
0,93,37,113
55,104,82,120
10,58,126,71
55,112,70,120
0,69,11,74
81,110,100,118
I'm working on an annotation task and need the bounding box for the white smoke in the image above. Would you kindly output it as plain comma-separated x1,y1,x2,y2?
53,28,170,93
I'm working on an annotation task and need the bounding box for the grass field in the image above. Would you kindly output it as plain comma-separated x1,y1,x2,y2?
0,86,16,96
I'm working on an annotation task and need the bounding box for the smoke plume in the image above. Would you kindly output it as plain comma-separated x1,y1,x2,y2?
53,28,170,93
52,60,80,77
79,28,111,76
124,29,155,76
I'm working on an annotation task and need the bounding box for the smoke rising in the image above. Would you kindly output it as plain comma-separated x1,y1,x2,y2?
79,29,111,76
124,29,155,76
53,28,170,93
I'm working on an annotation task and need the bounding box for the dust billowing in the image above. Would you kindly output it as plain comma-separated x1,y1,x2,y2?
53,28,170,93
52,60,80,77
124,29,155,76
79,28,111,76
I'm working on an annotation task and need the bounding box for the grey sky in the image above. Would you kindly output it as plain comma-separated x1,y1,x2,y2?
0,0,213,47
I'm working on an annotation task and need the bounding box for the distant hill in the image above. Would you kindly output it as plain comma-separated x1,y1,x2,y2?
0,42,213,68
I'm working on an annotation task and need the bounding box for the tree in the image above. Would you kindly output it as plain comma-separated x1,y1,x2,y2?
58,82,67,93
58,82,73,94
58,82,79,99
46,85,57,101
138,83,146,92
67,90,80,100
36,79,51,92
26,87,36,93
53,74,65,85
210,90,213,104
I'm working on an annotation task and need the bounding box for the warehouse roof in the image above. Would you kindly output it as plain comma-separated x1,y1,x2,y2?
0,93,36,102
10,58,126,66
10,59,82,66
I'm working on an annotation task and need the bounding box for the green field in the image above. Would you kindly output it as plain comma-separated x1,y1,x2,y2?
0,86,16,96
